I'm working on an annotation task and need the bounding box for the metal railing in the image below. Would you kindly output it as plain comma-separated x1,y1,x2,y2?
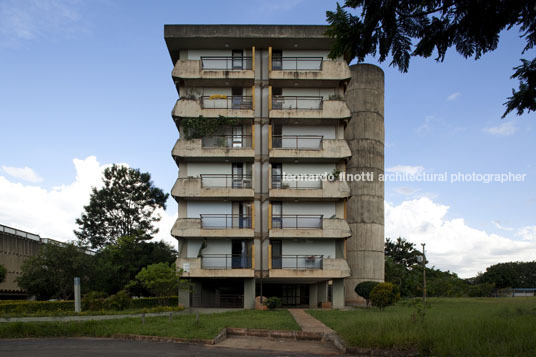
272,135,323,149
200,174,252,189
200,214,252,229
271,175,322,189
201,96,253,110
272,96,323,110
201,135,252,148
272,57,323,71
0,223,40,241
271,215,323,229
201,254,252,269
272,255,323,270
201,56,253,70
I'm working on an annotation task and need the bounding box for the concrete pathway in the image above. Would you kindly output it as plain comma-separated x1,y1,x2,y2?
0,308,239,323
288,309,335,334
218,335,339,355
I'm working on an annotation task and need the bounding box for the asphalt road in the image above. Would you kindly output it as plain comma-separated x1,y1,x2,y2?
0,338,335,357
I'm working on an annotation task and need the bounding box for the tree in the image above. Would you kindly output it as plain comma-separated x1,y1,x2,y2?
475,261,536,289
75,165,169,249
370,282,401,310
91,235,177,295
354,281,379,305
326,0,536,117
385,237,423,269
0,264,6,283
132,262,185,305
17,242,95,300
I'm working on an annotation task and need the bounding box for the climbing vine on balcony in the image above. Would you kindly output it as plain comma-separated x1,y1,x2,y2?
181,115,241,140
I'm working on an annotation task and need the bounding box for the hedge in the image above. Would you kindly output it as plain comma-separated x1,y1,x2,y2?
0,296,178,315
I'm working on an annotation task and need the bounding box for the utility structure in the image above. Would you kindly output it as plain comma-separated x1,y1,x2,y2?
165,25,385,308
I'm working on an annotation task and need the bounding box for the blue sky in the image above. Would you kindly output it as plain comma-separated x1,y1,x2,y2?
0,0,534,277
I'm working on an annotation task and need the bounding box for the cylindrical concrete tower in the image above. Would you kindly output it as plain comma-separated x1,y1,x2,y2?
344,64,385,305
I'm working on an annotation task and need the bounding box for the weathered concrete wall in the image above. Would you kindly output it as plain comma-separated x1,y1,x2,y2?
344,64,385,305
269,100,351,120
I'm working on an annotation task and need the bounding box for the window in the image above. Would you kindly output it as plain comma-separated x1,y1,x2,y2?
272,50,282,70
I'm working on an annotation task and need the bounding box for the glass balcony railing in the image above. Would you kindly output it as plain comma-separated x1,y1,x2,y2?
272,96,323,110
200,174,252,189
271,214,323,229
272,135,323,149
201,135,252,148
272,255,323,270
201,56,253,70
272,57,323,71
271,175,322,189
201,254,252,269
200,214,252,229
201,96,253,110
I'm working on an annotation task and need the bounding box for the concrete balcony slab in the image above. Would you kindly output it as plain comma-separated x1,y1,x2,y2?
172,218,254,238
269,218,351,239
172,177,254,200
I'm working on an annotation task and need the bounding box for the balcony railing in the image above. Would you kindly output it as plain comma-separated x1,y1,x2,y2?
272,96,323,110
271,215,323,229
200,214,252,229
272,135,323,149
201,56,253,70
200,174,252,189
272,255,323,270
201,254,252,269
201,96,253,110
272,57,323,71
201,135,252,148
271,175,322,189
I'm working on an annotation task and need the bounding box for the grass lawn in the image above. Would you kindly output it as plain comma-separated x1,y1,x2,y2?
309,297,536,356
0,310,299,340
0,306,183,318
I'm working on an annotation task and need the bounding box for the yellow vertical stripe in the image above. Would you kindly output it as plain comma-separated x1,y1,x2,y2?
268,46,272,72
251,202,255,230
251,124,255,150
268,86,272,111
252,85,255,111
268,245,272,270
252,244,255,269
268,125,272,150
251,46,255,71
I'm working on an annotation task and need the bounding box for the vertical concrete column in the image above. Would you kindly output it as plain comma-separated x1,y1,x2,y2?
317,281,328,303
244,278,256,309
332,279,345,309
309,284,318,309
344,64,385,305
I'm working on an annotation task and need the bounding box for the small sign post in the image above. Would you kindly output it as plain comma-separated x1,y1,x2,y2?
74,277,81,313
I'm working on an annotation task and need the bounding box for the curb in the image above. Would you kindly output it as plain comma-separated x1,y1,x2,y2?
112,333,216,345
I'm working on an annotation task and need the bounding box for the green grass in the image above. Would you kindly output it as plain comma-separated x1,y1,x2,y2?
0,310,300,340
309,297,536,356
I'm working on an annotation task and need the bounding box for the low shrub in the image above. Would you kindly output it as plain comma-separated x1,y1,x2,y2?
354,281,379,306
467,283,495,297
264,297,282,310
106,290,131,310
370,282,401,310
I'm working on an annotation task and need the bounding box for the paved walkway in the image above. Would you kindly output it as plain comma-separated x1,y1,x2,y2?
288,309,335,334
218,336,339,355
0,308,238,323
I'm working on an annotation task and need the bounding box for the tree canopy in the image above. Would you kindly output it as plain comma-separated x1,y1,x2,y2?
74,165,169,249
326,0,536,117
475,261,536,288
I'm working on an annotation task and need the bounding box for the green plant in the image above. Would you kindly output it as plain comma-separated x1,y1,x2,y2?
82,291,108,311
263,297,282,310
106,289,131,310
134,263,186,305
370,282,401,310
328,94,343,100
354,281,379,306
329,169,341,181
181,115,241,140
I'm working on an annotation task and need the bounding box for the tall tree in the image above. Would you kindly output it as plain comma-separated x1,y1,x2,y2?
17,242,95,300
75,165,169,249
326,0,536,117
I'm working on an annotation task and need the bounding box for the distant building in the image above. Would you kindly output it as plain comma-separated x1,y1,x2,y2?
165,25,385,308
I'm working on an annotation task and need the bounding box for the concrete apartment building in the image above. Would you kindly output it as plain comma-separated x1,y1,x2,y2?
165,25,384,309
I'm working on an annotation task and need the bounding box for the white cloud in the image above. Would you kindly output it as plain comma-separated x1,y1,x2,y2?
0,0,83,46
483,121,517,136
0,156,177,246
491,220,514,231
1,166,43,183
447,92,461,101
386,165,425,175
386,197,536,277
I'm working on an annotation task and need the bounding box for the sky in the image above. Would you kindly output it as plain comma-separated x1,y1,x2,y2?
0,0,534,278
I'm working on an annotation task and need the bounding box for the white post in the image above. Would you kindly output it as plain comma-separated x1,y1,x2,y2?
74,277,81,313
